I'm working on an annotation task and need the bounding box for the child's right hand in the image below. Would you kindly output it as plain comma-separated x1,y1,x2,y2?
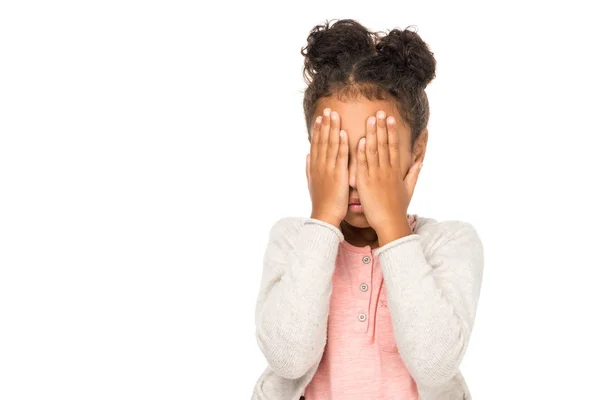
306,108,349,228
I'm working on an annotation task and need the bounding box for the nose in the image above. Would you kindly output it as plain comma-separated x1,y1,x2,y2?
348,154,357,189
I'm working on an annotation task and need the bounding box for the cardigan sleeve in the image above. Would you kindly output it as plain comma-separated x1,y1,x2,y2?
373,221,484,388
254,216,343,379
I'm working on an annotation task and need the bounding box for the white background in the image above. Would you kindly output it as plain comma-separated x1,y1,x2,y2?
1,1,599,399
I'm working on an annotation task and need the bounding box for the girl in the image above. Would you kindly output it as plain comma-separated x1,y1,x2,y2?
252,19,484,400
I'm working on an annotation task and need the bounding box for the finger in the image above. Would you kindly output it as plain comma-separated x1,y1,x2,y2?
365,115,379,168
349,141,358,187
404,161,423,201
387,116,400,168
318,108,331,169
336,129,348,172
357,137,368,178
376,111,390,166
310,115,322,168
326,111,340,169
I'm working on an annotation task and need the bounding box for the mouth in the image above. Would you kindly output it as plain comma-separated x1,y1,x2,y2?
348,198,363,212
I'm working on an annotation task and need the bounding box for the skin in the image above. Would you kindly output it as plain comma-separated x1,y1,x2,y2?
306,95,428,249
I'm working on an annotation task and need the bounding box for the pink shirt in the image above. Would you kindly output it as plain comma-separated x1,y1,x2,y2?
303,216,419,400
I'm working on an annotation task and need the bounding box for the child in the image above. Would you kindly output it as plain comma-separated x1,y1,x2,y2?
252,19,484,400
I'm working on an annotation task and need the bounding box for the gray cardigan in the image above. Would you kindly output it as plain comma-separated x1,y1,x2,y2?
252,215,484,400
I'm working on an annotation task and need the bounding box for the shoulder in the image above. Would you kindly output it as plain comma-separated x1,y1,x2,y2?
268,216,312,238
264,217,303,248
267,216,344,249
269,216,304,234
414,215,483,255
414,215,480,240
266,216,314,249
269,216,344,238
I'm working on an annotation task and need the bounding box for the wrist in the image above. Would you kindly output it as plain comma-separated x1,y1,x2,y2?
376,219,413,247
310,213,341,229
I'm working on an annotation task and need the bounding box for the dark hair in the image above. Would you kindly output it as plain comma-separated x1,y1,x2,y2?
301,19,436,150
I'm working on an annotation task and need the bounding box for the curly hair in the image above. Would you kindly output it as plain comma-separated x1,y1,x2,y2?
301,19,436,150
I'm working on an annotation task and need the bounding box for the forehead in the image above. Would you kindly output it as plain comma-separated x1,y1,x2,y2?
313,96,410,146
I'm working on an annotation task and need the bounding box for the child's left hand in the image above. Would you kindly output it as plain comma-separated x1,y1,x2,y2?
356,111,423,244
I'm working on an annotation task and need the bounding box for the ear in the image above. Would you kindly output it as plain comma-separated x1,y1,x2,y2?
411,129,428,166
305,153,310,185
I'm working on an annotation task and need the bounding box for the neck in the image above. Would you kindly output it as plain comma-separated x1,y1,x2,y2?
340,220,379,248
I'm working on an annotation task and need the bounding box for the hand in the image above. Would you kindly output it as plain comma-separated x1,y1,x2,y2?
356,110,423,239
306,108,349,228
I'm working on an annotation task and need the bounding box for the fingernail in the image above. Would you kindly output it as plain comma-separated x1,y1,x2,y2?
368,117,376,125
316,116,322,123
377,111,386,119
331,112,337,120
324,108,331,116
387,116,395,124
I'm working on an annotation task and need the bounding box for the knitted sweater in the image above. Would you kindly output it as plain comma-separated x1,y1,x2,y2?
252,215,484,400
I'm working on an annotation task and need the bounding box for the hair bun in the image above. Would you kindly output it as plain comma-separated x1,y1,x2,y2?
375,27,436,90
301,19,376,82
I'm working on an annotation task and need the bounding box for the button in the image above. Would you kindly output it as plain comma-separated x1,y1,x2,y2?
362,256,371,264
358,313,367,322
360,283,368,292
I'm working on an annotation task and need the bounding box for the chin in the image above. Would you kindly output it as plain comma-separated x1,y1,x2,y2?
343,214,371,228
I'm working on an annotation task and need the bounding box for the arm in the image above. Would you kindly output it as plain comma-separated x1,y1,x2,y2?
374,221,484,388
255,216,343,379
